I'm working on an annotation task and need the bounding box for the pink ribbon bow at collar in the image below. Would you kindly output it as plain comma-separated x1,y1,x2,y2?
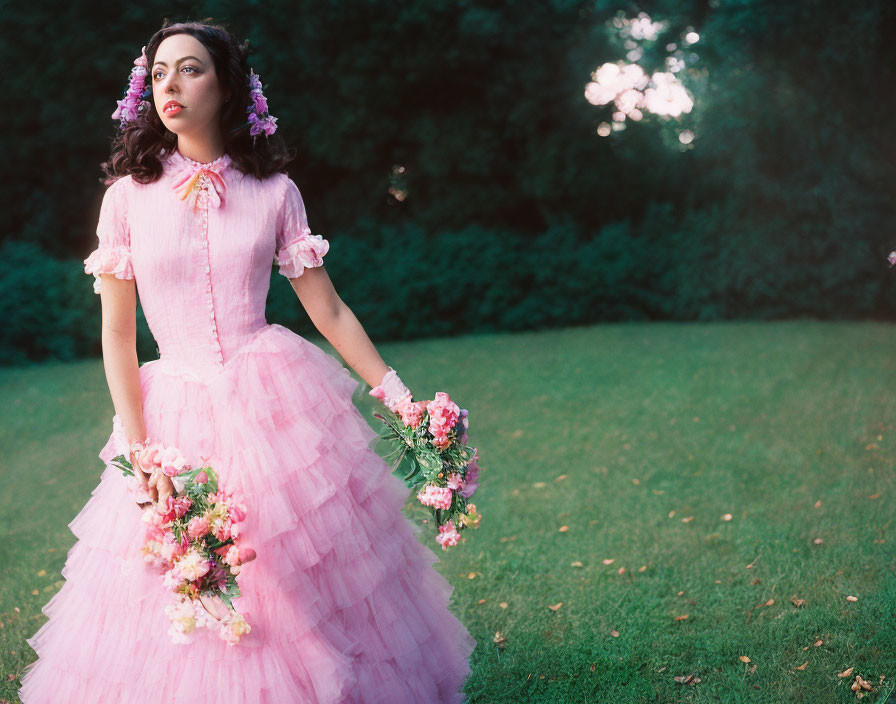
170,152,233,212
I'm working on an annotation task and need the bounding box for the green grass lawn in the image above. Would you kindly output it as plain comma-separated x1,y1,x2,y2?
2,321,895,703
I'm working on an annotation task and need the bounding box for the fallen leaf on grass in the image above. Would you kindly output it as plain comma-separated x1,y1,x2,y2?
763,598,774,606
570,561,583,567
555,474,567,482
558,525,569,532
632,478,640,485
739,656,751,663
36,570,46,577
547,602,562,611
610,630,619,637
668,510,676,518
499,602,508,609
868,492,880,499
493,631,507,649
638,565,647,572
814,640,823,647
838,667,854,678
814,500,822,508
851,675,873,692
790,597,806,607
846,595,858,602
476,598,486,604
682,516,694,523
722,513,733,521
795,661,808,671
602,559,615,565
813,538,823,545
467,572,477,579
673,673,701,685
532,482,546,489
674,614,689,621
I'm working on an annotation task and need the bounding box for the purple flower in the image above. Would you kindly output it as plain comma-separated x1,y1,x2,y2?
244,69,278,137
459,461,479,498
888,251,896,267
252,92,268,114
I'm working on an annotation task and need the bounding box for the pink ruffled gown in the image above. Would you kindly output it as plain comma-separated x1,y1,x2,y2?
18,148,477,703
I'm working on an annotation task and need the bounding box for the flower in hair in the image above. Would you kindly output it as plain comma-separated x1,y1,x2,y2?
112,46,150,127
246,69,278,137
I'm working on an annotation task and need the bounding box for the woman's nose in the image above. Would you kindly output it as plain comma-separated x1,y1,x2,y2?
162,72,180,92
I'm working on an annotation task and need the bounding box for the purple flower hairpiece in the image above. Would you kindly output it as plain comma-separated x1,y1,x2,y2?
111,46,150,128
246,68,278,137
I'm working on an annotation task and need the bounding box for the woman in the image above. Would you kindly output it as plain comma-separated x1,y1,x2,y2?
18,19,476,703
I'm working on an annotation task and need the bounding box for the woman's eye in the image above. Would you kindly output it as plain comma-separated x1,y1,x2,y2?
152,67,196,80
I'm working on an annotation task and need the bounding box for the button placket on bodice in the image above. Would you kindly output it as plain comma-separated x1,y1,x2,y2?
194,178,225,370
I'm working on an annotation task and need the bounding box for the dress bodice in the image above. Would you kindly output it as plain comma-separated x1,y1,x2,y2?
83,148,329,381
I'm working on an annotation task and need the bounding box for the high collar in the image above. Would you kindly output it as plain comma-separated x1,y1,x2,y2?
165,147,232,175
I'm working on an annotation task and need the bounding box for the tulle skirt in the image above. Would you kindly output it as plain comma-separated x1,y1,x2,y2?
18,323,477,703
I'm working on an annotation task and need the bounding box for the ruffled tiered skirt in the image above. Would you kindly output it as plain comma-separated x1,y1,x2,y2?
18,323,477,703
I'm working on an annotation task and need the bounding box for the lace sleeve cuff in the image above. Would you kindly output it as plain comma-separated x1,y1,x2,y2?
274,230,329,279
84,245,135,294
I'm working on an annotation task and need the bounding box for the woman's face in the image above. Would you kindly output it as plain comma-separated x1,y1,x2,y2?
151,33,230,139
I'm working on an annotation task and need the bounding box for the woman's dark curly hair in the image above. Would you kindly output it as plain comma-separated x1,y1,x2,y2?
100,18,294,185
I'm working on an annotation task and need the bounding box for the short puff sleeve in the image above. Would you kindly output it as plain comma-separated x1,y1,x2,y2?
83,176,134,294
274,176,329,279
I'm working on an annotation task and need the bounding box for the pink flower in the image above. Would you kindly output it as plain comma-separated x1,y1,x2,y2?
446,472,464,491
212,520,233,542
159,446,189,477
427,392,460,446
186,516,210,540
395,397,427,428
435,521,461,550
229,504,247,523
158,495,192,522
223,545,240,567
889,251,896,267
194,470,208,484
417,484,454,510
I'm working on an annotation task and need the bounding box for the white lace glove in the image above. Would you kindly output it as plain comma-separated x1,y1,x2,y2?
369,367,412,411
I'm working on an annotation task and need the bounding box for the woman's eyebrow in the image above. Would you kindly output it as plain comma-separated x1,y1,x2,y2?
153,56,204,67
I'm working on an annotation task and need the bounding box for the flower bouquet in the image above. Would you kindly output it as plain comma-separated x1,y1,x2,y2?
373,391,482,550
109,443,255,645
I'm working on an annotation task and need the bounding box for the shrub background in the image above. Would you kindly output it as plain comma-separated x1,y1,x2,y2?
2,1,894,364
